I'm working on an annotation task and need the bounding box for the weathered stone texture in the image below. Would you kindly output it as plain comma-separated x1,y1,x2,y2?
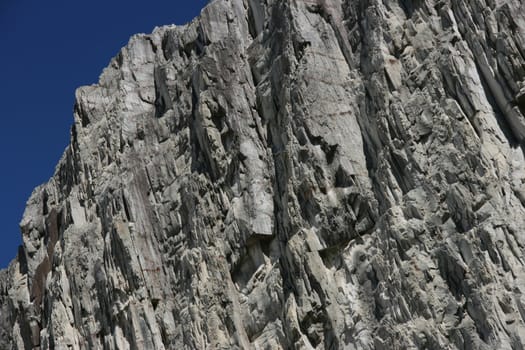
3,0,525,348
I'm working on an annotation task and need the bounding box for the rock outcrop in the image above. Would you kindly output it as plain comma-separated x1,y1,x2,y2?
3,0,525,348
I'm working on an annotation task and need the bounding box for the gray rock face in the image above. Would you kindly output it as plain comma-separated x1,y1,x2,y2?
2,0,525,348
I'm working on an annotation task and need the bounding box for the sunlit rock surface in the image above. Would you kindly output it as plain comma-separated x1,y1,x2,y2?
3,0,525,348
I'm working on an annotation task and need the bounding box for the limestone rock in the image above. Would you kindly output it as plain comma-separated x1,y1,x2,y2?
3,0,525,349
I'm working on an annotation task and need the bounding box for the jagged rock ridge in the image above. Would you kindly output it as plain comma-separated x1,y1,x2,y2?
2,0,525,348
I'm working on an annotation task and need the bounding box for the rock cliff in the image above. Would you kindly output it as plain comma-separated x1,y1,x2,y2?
3,0,525,348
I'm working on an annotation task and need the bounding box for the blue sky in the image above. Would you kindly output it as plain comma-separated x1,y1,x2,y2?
0,1,208,268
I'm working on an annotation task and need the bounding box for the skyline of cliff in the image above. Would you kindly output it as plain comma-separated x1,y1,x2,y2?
0,1,207,268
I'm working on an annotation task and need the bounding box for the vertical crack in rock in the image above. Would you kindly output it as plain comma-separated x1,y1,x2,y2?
3,0,525,349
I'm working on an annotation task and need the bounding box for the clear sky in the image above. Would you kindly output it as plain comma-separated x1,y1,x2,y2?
0,0,208,268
